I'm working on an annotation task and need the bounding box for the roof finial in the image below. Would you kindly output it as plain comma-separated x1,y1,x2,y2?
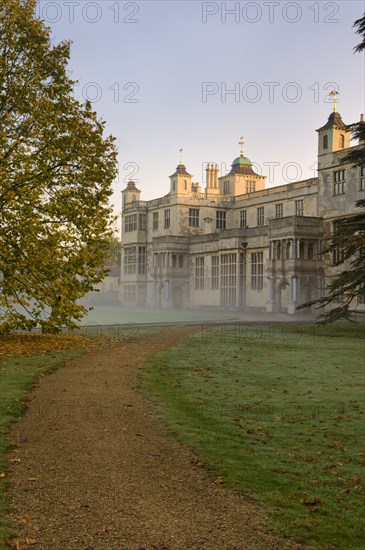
239,136,244,156
179,148,183,165
329,90,339,112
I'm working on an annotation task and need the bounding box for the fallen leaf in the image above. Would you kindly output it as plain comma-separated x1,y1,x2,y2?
0,472,5,478
25,538,37,545
214,477,224,485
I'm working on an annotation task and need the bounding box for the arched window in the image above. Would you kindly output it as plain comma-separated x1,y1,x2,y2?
277,242,282,260
172,254,177,268
323,135,328,149
172,180,175,191
340,134,345,148
179,255,184,268
308,243,314,260
184,180,187,190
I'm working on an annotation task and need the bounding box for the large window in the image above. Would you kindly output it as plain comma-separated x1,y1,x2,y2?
195,257,205,289
251,252,264,290
124,247,136,275
275,203,283,219
152,211,159,231
223,180,230,194
124,284,136,303
138,246,146,275
139,213,146,231
216,210,227,229
221,254,237,306
295,199,304,217
360,165,365,191
257,207,264,227
211,256,219,289
189,208,200,227
334,170,345,196
124,214,137,232
240,210,247,228
164,209,170,228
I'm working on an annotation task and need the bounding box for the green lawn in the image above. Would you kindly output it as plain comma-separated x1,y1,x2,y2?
141,323,365,549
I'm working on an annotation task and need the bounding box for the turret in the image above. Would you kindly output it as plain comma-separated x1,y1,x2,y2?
122,180,141,208
218,137,266,196
169,149,192,195
316,92,351,170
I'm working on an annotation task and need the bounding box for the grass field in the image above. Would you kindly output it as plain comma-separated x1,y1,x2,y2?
80,305,237,325
141,323,365,549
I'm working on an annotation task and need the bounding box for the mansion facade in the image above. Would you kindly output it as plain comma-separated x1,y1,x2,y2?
119,109,365,314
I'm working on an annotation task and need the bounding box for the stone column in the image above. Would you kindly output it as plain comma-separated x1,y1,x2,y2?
296,239,300,259
288,275,297,314
266,277,276,313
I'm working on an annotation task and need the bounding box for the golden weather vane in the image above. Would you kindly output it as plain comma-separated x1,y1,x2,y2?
329,90,339,112
179,148,183,164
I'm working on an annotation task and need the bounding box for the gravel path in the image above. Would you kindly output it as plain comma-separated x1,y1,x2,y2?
8,327,301,550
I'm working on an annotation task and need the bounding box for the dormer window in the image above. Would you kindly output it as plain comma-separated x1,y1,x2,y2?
323,135,328,149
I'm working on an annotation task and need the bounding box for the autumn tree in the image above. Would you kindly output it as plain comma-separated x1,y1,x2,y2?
0,0,118,333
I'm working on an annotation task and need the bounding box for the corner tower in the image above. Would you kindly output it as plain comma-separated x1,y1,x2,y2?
317,94,351,170
122,180,141,208
169,149,192,196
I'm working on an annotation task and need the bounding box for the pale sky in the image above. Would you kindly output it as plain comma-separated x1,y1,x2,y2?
37,0,365,219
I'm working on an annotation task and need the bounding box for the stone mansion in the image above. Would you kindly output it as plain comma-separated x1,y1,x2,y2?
119,108,365,314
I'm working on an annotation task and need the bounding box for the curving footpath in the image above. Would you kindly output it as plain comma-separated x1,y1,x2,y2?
8,327,303,550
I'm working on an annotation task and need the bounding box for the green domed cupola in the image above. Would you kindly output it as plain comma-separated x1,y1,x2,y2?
228,137,259,176
232,155,252,166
